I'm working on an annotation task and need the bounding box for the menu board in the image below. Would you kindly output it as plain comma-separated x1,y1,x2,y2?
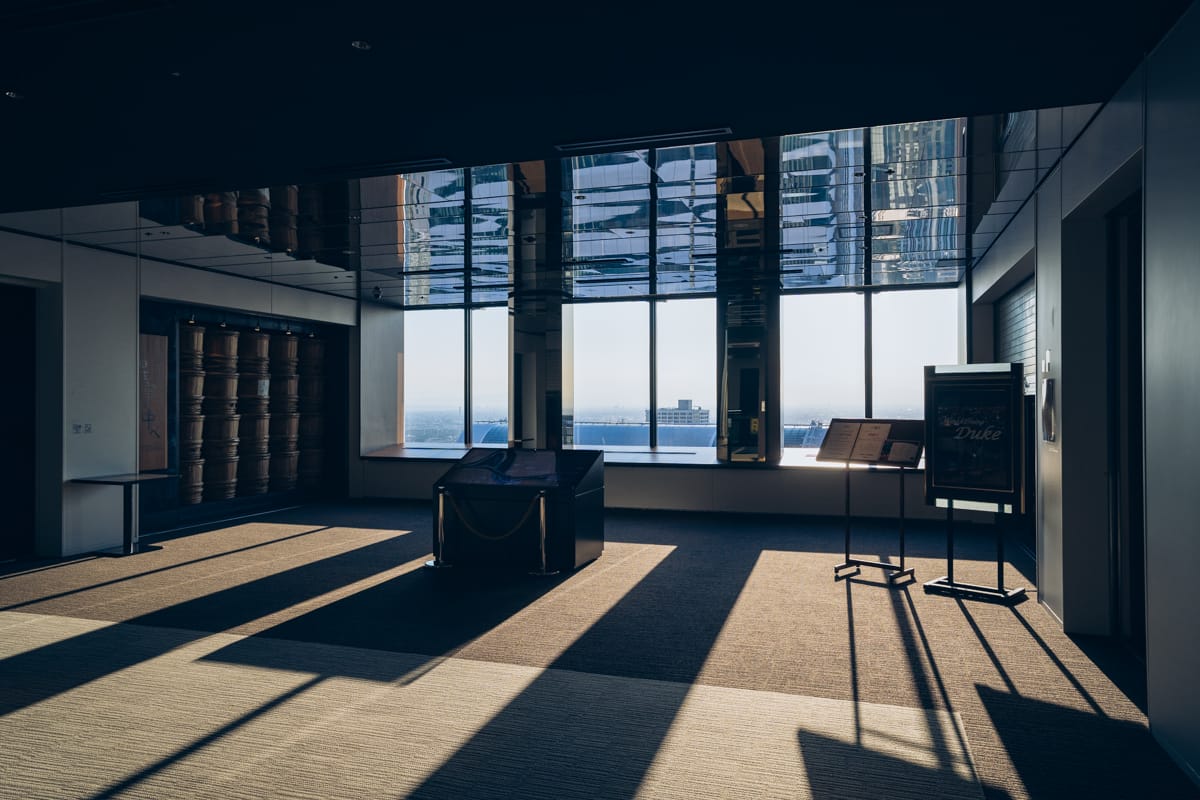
924,364,1023,505
816,419,925,467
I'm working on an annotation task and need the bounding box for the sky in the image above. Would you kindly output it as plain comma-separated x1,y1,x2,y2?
402,288,959,419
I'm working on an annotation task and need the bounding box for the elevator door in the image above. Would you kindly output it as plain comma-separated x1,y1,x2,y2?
1107,191,1144,662
0,284,36,560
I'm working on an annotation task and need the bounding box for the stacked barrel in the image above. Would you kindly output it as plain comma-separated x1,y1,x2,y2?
269,185,299,254
268,333,300,491
202,329,240,500
179,324,206,504
237,188,271,246
236,332,272,495
298,337,325,491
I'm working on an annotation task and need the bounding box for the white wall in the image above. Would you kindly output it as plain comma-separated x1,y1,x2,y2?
1144,1,1200,784
60,244,139,554
0,221,359,557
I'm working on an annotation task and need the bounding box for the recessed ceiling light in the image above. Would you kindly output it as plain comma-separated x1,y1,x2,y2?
350,40,371,50
4,90,23,100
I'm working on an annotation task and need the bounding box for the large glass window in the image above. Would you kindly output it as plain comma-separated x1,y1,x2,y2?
871,288,959,419
403,309,465,444
655,298,716,446
781,293,865,448
572,301,650,446
471,306,509,445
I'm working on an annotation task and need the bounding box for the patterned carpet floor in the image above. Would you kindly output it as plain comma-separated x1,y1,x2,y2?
0,501,1195,799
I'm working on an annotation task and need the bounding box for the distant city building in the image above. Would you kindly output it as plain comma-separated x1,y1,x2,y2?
647,399,711,425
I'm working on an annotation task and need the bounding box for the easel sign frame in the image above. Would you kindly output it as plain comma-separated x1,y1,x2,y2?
816,418,925,584
922,363,1026,604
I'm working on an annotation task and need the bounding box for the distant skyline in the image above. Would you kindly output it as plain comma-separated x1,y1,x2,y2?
403,288,958,420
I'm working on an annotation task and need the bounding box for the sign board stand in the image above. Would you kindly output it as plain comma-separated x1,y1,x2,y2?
922,363,1026,605
923,500,1026,603
817,418,924,584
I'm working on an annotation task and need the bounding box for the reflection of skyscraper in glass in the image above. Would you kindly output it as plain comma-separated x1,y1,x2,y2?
780,128,864,288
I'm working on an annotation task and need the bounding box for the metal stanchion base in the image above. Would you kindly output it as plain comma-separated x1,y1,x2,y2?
834,559,913,585
529,567,560,577
424,559,453,569
923,576,1026,604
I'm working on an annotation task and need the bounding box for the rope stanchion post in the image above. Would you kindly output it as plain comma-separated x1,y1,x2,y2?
425,486,453,569
529,490,559,576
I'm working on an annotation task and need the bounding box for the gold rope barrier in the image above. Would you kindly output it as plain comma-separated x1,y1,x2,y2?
444,490,541,542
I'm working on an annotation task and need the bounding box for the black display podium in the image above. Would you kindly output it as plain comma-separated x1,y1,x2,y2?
430,448,604,574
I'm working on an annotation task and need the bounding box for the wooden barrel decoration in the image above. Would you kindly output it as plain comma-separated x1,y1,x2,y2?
237,452,271,496
237,332,271,373
298,449,323,490
269,185,299,254
204,329,240,375
202,396,238,415
203,455,239,501
180,194,205,227
180,414,204,460
179,457,205,504
269,374,299,413
268,412,300,451
238,413,270,454
202,413,240,440
298,337,325,371
237,373,271,414
268,448,299,492
204,192,239,235
269,334,298,374
298,413,323,450
179,324,205,371
298,374,323,410
296,185,323,258
237,188,271,246
203,372,239,400
180,369,205,415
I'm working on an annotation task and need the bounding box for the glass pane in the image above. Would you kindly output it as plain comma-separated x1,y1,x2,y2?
656,143,718,295
572,301,649,447
871,288,959,419
780,128,865,289
869,119,966,287
781,293,865,448
563,150,652,298
403,308,465,444
471,307,509,445
655,298,716,446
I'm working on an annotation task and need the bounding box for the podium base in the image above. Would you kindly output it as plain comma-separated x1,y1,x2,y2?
923,576,1026,604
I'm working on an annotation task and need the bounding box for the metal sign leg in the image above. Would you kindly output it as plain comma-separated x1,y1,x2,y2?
426,486,453,569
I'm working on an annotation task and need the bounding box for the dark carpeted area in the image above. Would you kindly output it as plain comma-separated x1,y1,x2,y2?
0,500,1195,799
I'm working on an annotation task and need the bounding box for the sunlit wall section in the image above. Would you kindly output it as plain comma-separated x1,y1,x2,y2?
656,143,718,295
869,118,966,286
403,308,465,444
779,128,864,289
572,301,649,445
871,287,959,419
562,151,651,298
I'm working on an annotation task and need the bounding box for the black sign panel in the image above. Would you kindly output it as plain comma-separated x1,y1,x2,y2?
924,364,1023,505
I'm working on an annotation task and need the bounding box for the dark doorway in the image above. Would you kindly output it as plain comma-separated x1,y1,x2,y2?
1107,191,1145,664
0,283,36,560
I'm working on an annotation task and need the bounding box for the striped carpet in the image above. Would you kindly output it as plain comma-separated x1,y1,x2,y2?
0,501,1196,799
